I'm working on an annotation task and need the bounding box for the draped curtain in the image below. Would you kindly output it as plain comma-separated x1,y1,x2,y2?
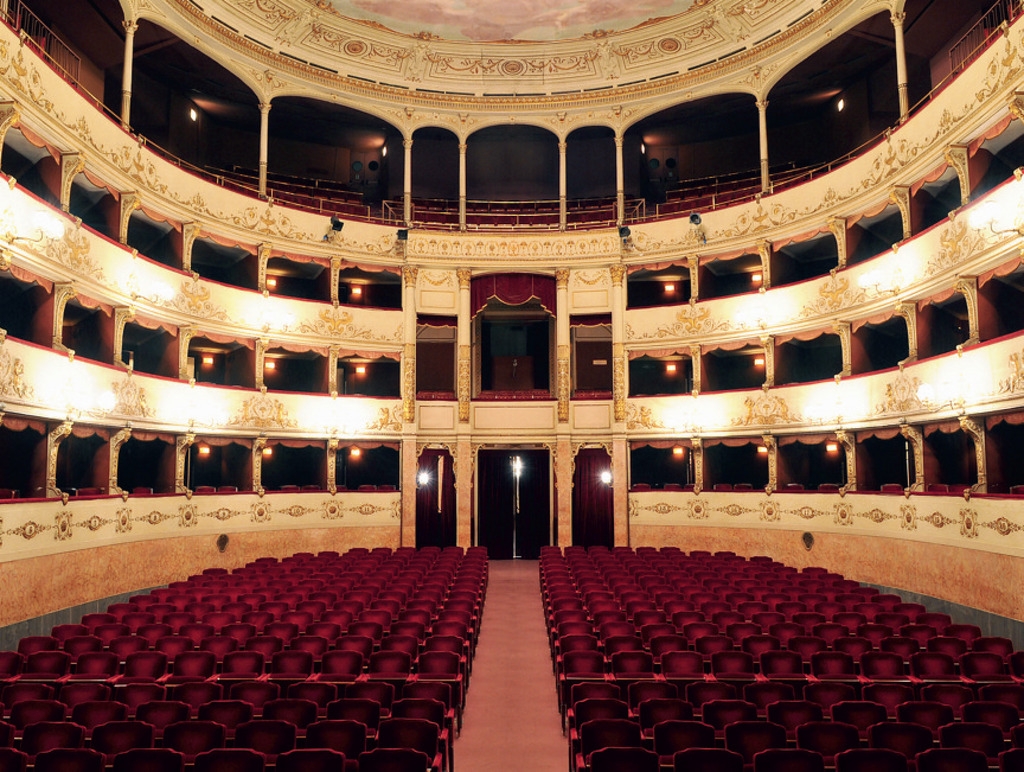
572,447,614,549
476,449,550,559
471,274,556,316
416,448,457,549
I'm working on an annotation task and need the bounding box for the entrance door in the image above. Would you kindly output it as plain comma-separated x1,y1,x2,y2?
416,448,456,548
572,447,614,548
476,448,550,559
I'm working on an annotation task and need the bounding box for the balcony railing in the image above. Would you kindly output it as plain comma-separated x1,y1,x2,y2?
1,0,80,82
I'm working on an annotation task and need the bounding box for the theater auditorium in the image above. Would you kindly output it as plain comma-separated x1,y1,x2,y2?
2,0,1024,769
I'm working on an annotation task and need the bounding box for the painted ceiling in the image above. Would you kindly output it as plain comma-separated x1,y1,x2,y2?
321,0,698,42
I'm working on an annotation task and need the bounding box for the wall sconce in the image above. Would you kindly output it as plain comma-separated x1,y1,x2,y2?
262,446,273,457
266,278,277,289
189,107,198,122
753,356,765,367
665,362,677,373
350,447,362,459
355,365,366,374
857,267,904,297
264,360,276,370
351,286,363,296
757,445,769,454
7,209,65,243
825,442,839,453
751,272,762,285
201,355,214,366
600,470,612,485
664,283,675,293
417,470,431,486
968,184,1024,236
672,446,685,457
198,445,211,456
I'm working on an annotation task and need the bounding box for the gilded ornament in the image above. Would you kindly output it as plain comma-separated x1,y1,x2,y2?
876,372,924,415
230,389,299,430
733,391,800,427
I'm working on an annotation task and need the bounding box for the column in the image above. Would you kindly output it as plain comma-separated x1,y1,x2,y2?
614,134,625,226
108,428,132,494
457,268,472,422
458,142,467,231
613,436,629,546
610,265,627,422
558,140,567,231
401,436,418,546
892,11,909,122
757,99,770,194
120,20,138,129
403,137,414,227
555,437,573,547
555,269,570,423
402,266,418,423
258,102,271,198
456,437,473,547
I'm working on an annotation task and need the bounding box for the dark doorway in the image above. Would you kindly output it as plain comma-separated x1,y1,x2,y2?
477,448,550,560
416,448,457,548
572,447,615,548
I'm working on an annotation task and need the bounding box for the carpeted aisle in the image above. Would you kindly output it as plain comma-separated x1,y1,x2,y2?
455,559,566,771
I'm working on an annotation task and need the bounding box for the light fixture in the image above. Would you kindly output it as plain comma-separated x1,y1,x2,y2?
600,470,612,485
512,456,523,480
264,360,276,370
351,286,363,296
266,278,277,288
757,446,769,454
382,145,388,158
672,446,685,457
262,446,273,457
837,98,845,113
201,355,214,366
826,442,839,453
198,445,211,456
417,470,430,486
664,283,675,293
350,447,362,458
189,107,198,122
751,272,762,284
355,365,366,374
754,357,765,366
689,212,707,245
665,363,677,373
641,142,646,154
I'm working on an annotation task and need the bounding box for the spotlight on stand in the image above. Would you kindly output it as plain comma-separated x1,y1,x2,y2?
689,212,707,245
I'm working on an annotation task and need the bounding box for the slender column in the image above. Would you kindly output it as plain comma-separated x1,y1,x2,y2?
258,102,271,198
614,134,625,225
757,99,770,194
401,436,418,546
456,437,473,548
892,11,909,122
610,265,627,423
558,141,567,231
458,142,467,231
555,437,573,547
555,269,570,423
403,138,414,227
120,20,138,129
402,266,418,423
457,268,472,422
613,436,629,546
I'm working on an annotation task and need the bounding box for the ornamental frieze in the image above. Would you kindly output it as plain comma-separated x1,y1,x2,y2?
299,306,384,339
408,233,619,260
875,371,925,415
799,271,866,318
170,276,230,321
926,218,991,275
110,373,153,419
628,303,730,340
229,387,299,429
365,405,403,432
625,402,666,430
0,335,32,399
732,391,800,427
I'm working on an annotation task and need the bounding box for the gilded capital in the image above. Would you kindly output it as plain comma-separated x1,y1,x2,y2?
457,268,472,289
609,264,626,286
555,269,570,289
403,265,419,288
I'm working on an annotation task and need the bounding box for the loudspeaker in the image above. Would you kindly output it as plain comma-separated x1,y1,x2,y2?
330,216,344,232
618,226,631,239
397,229,409,241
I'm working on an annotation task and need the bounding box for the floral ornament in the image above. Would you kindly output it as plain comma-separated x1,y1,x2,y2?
986,516,1022,536
54,511,73,541
115,508,133,533
760,501,780,522
251,501,272,524
959,508,978,539
179,504,199,528
15,520,44,539
85,515,107,531
324,500,344,520
686,499,708,520
900,505,917,531
833,503,854,527
284,505,308,519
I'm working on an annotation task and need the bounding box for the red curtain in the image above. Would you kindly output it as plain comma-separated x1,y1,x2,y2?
471,274,555,316
572,448,614,549
416,448,457,549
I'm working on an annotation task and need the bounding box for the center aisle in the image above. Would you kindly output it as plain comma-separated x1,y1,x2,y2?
456,559,566,771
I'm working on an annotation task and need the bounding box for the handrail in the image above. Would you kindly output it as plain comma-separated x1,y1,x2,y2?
2,0,80,82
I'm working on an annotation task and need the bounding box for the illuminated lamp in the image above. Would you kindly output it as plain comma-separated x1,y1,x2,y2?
262,447,273,457
201,355,214,366
672,446,685,457
826,442,839,453
757,446,768,454
265,360,276,370
665,363,677,373
754,357,765,366
355,365,366,374
350,447,362,459
198,446,211,456
664,283,675,293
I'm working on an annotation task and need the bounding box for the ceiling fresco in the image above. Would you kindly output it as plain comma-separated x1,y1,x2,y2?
322,0,698,42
